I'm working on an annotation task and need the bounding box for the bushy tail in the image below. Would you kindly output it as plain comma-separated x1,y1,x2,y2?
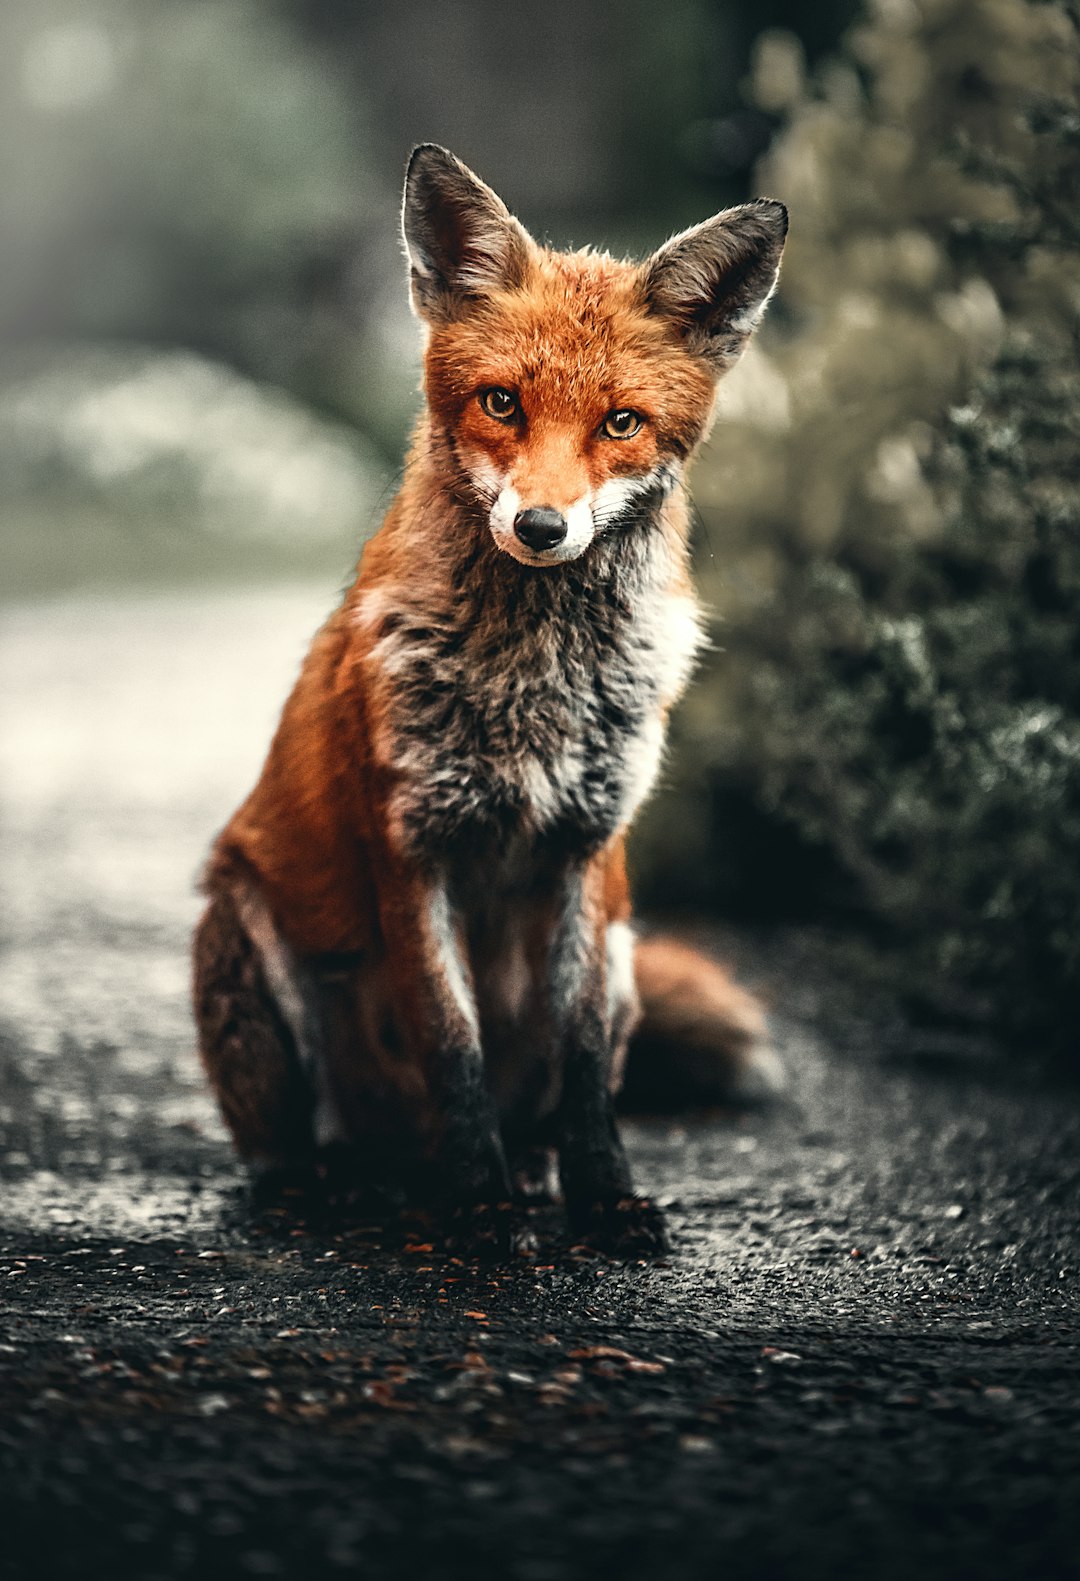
621,935,784,1111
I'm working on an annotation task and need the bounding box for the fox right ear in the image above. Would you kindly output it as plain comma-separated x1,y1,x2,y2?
642,200,788,373
402,145,533,323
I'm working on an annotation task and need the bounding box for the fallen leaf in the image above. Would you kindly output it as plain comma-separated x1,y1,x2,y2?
567,1346,634,1362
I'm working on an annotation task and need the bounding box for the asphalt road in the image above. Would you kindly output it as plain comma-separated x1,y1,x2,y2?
1,586,1078,1581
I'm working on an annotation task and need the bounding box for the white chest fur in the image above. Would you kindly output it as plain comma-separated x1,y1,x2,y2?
357,538,704,857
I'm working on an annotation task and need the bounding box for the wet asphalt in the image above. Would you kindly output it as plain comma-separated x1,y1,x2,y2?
1,587,1078,1581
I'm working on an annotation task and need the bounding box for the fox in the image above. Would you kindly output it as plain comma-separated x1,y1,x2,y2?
192,144,787,1257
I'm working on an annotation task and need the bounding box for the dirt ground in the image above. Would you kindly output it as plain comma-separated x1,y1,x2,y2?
2,587,1078,1581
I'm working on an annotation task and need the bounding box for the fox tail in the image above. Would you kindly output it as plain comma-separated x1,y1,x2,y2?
622,935,785,1111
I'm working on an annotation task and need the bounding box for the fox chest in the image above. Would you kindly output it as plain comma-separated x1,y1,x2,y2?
365,590,698,858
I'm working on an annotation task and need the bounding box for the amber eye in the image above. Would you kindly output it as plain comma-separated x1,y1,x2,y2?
480,387,519,422
602,408,644,440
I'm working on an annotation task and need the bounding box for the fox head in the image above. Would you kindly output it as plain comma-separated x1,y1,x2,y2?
402,144,786,568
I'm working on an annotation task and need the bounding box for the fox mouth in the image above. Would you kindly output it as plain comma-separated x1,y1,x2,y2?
487,490,596,567
490,530,592,568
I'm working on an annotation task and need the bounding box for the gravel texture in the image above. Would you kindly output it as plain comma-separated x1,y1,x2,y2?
1,587,1078,1581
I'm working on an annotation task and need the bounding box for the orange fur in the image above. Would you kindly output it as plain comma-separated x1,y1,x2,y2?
193,146,786,1250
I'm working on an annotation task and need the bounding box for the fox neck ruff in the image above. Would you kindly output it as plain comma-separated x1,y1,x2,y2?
352,446,704,867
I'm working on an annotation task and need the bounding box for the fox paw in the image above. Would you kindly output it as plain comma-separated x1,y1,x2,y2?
575,1196,670,1259
446,1200,538,1260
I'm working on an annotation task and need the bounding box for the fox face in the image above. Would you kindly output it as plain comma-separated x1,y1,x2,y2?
403,144,786,566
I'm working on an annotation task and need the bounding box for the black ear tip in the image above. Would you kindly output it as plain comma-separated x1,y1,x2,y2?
755,198,789,239
405,143,459,184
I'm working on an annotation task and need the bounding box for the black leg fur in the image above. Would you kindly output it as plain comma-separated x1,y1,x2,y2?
558,1007,668,1255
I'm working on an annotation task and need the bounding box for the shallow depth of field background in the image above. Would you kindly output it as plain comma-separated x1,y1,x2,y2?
2,0,1078,1060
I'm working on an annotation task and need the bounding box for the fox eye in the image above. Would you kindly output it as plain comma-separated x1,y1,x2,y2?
602,408,644,440
480,387,519,423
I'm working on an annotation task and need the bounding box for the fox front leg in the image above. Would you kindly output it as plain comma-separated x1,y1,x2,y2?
552,869,669,1257
374,857,530,1253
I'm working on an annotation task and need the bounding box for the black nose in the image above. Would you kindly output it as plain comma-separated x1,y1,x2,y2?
514,507,567,551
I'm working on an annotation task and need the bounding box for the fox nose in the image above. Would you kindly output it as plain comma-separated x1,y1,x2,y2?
514,507,567,551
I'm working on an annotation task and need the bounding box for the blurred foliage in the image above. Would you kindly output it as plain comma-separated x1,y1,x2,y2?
639,0,1080,1051
0,347,389,596
0,0,402,592
0,0,401,436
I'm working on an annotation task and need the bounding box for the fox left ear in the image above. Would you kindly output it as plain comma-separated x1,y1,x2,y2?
402,144,534,323
642,200,788,372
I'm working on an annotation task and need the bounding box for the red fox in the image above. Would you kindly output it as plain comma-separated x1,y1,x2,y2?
193,145,787,1256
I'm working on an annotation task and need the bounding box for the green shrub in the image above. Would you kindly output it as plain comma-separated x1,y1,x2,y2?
638,0,1080,1051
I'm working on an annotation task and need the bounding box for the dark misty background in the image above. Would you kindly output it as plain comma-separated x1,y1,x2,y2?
0,0,857,457
2,0,1079,1057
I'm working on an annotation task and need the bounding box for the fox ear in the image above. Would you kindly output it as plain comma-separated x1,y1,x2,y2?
642,200,788,371
402,144,533,322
